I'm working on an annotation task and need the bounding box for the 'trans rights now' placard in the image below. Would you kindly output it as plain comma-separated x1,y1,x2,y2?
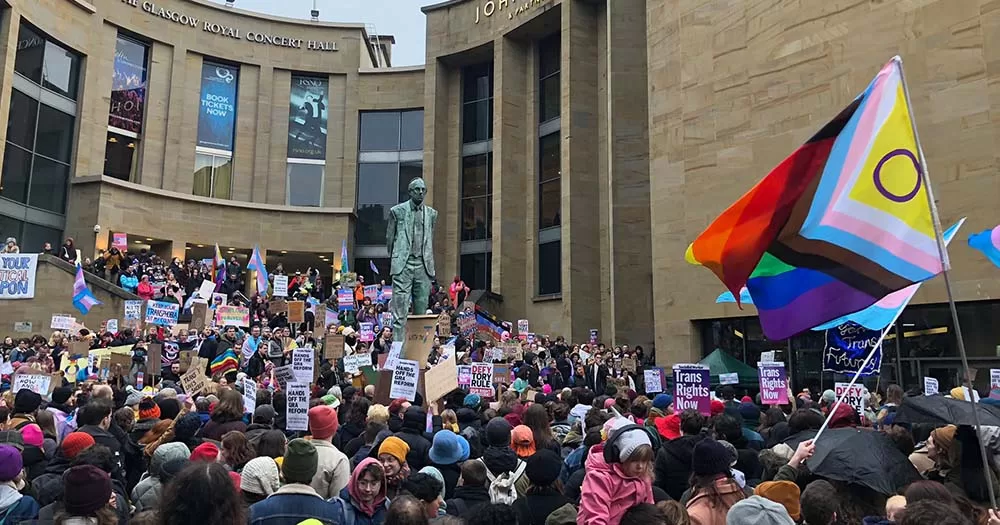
673,365,710,416
758,362,788,405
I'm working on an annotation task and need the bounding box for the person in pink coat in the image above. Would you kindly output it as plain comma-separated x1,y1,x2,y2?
577,418,655,525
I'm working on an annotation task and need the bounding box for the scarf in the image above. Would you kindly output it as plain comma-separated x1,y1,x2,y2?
386,462,411,488
349,458,387,517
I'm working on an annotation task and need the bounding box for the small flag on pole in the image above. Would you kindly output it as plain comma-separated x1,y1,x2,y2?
969,225,1000,268
340,240,349,274
369,259,379,275
248,245,269,296
72,263,101,315
213,244,227,290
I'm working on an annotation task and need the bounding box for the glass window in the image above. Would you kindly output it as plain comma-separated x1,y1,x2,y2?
28,155,68,212
193,153,213,197
462,153,491,241
539,34,561,79
41,41,81,100
356,163,398,245
538,240,561,295
359,112,400,151
21,221,62,252
287,163,324,207
462,101,492,144
104,132,138,181
398,161,423,203
461,252,492,291
463,63,493,102
14,23,44,84
539,133,560,229
355,257,389,283
212,156,233,199
6,90,37,150
0,215,25,247
461,197,491,242
35,105,74,163
109,35,150,134
462,154,491,198
0,144,31,204
400,110,424,151
192,152,232,199
539,76,560,123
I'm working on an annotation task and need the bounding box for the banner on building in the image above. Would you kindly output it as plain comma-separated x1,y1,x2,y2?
0,254,37,299
288,75,328,159
823,321,882,376
197,61,238,151
109,36,148,133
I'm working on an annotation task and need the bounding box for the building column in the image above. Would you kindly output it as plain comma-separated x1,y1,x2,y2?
425,59,460,285
0,9,20,170
562,0,602,342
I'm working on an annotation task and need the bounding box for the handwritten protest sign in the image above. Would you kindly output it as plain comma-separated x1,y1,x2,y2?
145,301,179,327
124,300,142,321
758,362,788,405
470,363,495,398
644,369,665,393
13,322,31,333
923,377,939,396
268,298,288,315
383,342,402,372
13,373,51,394
197,280,216,301
273,364,296,388
673,365,710,416
425,353,457,403
215,306,250,327
287,301,305,323
51,315,75,331
324,334,344,360
823,322,882,376
180,367,208,396
273,275,288,297
492,364,510,386
315,304,327,332
241,377,256,414
720,372,739,385
0,254,37,299
458,365,472,387
343,355,361,375
359,323,375,343
364,285,377,301
621,357,636,373
390,359,419,402
105,319,119,333
501,342,522,362
292,348,314,383
337,289,355,311
285,382,309,431
437,313,451,336
0,358,13,376
188,302,207,331
517,319,529,334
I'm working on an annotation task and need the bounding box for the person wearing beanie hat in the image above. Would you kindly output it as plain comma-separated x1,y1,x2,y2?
190,441,220,462
0,444,39,522
726,495,795,525
577,418,655,525
510,425,536,459
754,480,801,521
240,456,280,504
652,393,673,411
125,387,145,408
249,439,342,525
427,429,469,499
156,397,182,421
463,393,482,409
62,465,114,521
8,389,42,430
306,405,350,499
654,413,682,440
511,449,570,525
62,432,96,459
711,399,726,417
377,436,411,499
18,423,47,482
137,398,161,421
686,439,747,525
171,412,204,450
132,441,190,513
0,430,23,452
47,387,76,440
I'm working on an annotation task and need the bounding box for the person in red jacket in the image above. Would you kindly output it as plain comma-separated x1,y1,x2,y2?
449,276,469,306
137,275,156,301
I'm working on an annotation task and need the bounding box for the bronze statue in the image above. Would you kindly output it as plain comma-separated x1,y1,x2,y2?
386,178,437,345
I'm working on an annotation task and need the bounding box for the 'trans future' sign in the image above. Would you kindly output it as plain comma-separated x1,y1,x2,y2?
673,365,710,416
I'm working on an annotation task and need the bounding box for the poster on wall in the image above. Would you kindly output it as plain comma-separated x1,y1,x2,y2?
197,61,238,151
288,75,328,159
108,36,148,133
0,254,37,299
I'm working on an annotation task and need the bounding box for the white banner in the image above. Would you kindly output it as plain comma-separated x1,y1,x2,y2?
241,377,256,414
0,254,38,299
390,359,419,401
273,275,288,297
285,382,309,431
13,373,51,394
292,348,314,383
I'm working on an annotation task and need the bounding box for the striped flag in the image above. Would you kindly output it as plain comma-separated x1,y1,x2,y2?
209,348,239,377
213,244,227,290
72,263,100,315
247,245,269,296
369,259,379,275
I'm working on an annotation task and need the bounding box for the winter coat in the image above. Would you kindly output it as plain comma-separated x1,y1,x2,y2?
126,417,159,491
685,477,746,525
511,487,570,525
445,484,491,518
78,425,126,485
0,484,39,524
330,474,390,525
249,483,343,525
21,445,48,483
308,439,351,500
137,281,155,300
29,453,71,507
577,444,653,525
131,475,162,514
199,416,247,442
655,433,705,500
334,422,365,451
394,412,433,471
46,405,75,442
431,461,462,499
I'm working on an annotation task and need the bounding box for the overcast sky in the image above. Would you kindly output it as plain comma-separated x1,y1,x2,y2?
208,0,429,66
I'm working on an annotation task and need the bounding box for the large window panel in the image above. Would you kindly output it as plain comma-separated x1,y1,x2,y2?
538,240,561,295
357,163,398,245
0,145,31,204
21,222,62,252
400,110,424,151
539,34,561,123
461,252,492,292
193,153,214,197
287,163,324,207
463,63,492,102
359,112,400,151
462,101,492,144
461,197,491,242
539,133,561,229
28,156,68,213
14,24,44,84
212,156,233,199
398,161,423,203
461,154,491,198
41,41,81,100
7,91,37,150
35,105,74,163
104,132,138,182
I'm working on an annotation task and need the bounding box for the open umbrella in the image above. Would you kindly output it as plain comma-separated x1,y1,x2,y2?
785,428,921,495
894,395,1000,427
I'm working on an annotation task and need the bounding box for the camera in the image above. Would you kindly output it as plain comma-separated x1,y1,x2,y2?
93,224,101,234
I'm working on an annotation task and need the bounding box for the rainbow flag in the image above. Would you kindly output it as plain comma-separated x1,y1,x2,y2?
210,348,239,377
687,57,942,340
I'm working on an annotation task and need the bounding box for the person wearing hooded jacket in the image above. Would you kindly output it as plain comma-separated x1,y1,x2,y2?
427,428,470,498
394,407,432,472
478,418,530,498
307,405,351,499
332,457,391,525
131,442,189,513
655,409,707,500
125,398,161,491
30,432,95,507
577,418,655,525
0,445,40,523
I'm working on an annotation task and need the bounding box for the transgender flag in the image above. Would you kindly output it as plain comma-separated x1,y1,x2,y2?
213,244,227,290
247,245,269,296
72,263,100,315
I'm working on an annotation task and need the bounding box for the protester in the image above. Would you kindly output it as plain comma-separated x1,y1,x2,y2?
332,457,390,525
131,441,189,513
249,438,342,524
377,436,411,499
428,427,470,498
511,449,571,525
159,461,246,525
240,456,281,504
578,418,655,525
0,444,39,522
445,459,492,517
55,465,117,525
307,404,351,498
199,388,248,441
403,471,445,519
684,438,746,524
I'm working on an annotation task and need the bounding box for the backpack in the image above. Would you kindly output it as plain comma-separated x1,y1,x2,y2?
478,458,526,505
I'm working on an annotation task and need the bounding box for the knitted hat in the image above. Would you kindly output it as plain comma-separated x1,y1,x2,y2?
655,414,681,440
710,399,726,416
253,405,277,424
159,457,189,483
755,481,802,520
138,398,161,420
725,495,795,525
603,398,616,410
741,396,753,403
157,398,182,421
64,465,112,516
503,412,522,427
52,386,73,405
308,405,339,440
691,439,733,476
525,449,561,487
610,418,651,462
125,388,145,407
0,445,22,482
173,413,202,442
931,425,957,457
821,390,836,405
739,402,760,423
19,424,43,448
283,438,318,483
651,393,673,410
485,418,513,447
320,395,341,409
240,457,280,496
190,442,219,462
512,378,529,393
13,390,42,414
0,430,24,452
158,387,178,399
542,384,552,395
463,394,481,409
428,429,470,465
151,442,190,477
719,440,739,467
511,425,536,458
378,436,410,464
61,432,96,459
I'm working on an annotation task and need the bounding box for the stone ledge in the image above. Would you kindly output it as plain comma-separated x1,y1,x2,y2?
38,254,141,301
68,0,97,14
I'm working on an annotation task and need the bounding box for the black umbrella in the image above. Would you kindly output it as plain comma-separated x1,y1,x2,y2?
784,428,921,495
894,395,1000,427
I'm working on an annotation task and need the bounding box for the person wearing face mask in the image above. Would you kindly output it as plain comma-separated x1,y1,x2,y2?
332,458,391,525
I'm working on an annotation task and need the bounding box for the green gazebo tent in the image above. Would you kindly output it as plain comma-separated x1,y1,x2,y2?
698,348,759,387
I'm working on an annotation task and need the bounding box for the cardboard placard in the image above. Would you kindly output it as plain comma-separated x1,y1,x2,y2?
268,298,288,315
287,301,305,324
146,343,162,374
109,353,131,371
190,302,209,332
273,364,296,388
179,367,208,396
273,275,289,297
492,364,509,386
69,341,91,357
324,334,345,360
437,313,451,336
405,315,438,369
424,353,458,403
621,357,636,373
315,305,327,333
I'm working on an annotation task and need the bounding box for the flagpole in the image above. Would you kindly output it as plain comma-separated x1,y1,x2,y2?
896,56,996,509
